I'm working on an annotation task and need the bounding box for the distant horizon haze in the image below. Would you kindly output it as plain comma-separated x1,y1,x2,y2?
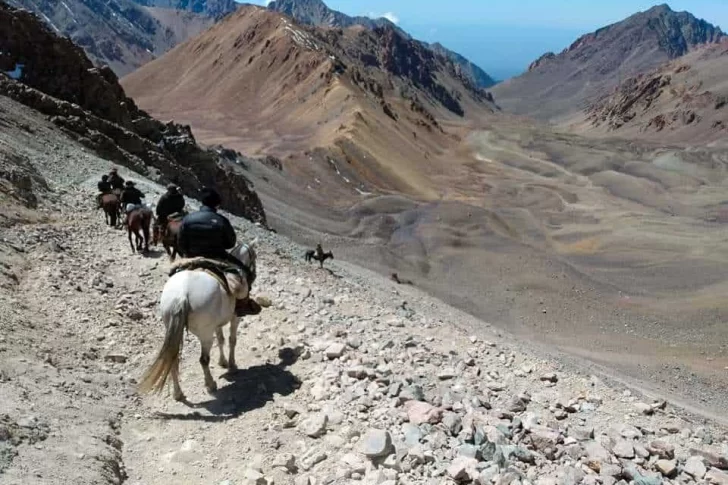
244,0,728,80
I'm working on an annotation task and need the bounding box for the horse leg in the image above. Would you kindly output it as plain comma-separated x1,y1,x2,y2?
143,222,150,253
228,318,239,371
128,226,135,252
199,339,217,393
171,358,185,402
215,328,228,368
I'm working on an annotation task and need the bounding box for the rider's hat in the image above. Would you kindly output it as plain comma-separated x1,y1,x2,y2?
201,187,222,208
125,180,134,187
167,183,177,191
110,167,118,173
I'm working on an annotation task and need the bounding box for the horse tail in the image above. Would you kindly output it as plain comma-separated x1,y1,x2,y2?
138,297,189,395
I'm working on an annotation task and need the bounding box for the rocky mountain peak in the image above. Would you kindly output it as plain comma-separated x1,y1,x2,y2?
267,0,495,89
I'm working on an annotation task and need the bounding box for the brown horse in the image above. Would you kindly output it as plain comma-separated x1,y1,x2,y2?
127,207,153,253
152,217,183,261
101,194,121,227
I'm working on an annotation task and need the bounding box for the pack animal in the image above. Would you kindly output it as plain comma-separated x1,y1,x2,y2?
100,193,121,227
152,215,184,261
138,241,258,401
127,206,153,253
305,249,334,268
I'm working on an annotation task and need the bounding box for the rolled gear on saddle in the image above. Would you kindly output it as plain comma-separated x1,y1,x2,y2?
177,188,258,317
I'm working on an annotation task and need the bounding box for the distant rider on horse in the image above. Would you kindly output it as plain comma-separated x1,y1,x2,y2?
120,180,145,224
177,188,255,316
108,167,125,191
96,175,112,208
155,184,186,232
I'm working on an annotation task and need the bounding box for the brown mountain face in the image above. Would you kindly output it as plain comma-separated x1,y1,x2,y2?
3,0,215,76
267,0,496,89
492,4,724,122
575,39,728,144
122,6,497,205
0,2,265,223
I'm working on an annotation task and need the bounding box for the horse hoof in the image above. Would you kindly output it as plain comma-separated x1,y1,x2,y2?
206,382,218,394
173,392,186,402
218,359,229,369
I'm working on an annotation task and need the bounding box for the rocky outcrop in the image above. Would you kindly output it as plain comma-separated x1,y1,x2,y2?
0,2,266,225
4,0,214,76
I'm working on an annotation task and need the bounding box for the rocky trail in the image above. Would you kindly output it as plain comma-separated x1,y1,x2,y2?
1,158,728,485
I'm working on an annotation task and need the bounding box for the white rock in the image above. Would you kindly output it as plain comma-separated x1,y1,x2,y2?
684,456,708,479
325,343,346,359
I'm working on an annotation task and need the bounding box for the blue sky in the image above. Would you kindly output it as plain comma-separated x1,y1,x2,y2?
246,1,728,80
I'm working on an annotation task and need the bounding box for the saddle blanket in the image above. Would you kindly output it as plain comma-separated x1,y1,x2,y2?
125,203,153,213
169,257,246,298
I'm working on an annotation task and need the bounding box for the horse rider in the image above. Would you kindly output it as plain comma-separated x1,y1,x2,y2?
155,184,185,233
108,167,125,191
120,180,145,224
177,188,254,316
96,175,112,208
315,243,325,260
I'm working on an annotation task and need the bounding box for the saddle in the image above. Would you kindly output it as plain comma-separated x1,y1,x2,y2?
169,257,244,297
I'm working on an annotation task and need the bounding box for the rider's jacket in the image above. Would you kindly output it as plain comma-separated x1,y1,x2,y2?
120,187,144,206
177,206,236,258
108,173,125,190
97,181,111,193
156,192,185,220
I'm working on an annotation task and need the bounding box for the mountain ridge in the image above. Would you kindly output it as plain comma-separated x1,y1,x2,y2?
3,0,215,76
267,0,496,88
492,3,724,121
122,5,497,205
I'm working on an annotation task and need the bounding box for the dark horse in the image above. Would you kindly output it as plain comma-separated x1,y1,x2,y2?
152,215,184,261
100,193,121,227
126,207,153,253
304,249,334,268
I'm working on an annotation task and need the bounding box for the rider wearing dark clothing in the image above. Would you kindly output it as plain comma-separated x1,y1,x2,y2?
97,175,112,208
156,185,186,226
178,198,236,261
97,176,112,194
121,182,145,207
177,188,257,316
108,168,125,191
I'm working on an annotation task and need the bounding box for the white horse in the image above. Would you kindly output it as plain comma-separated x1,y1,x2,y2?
138,240,258,401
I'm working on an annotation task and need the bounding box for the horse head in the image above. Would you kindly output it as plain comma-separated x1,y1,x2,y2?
230,237,258,285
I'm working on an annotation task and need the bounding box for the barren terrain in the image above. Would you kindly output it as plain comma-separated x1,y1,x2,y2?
119,5,728,422
2,93,728,485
